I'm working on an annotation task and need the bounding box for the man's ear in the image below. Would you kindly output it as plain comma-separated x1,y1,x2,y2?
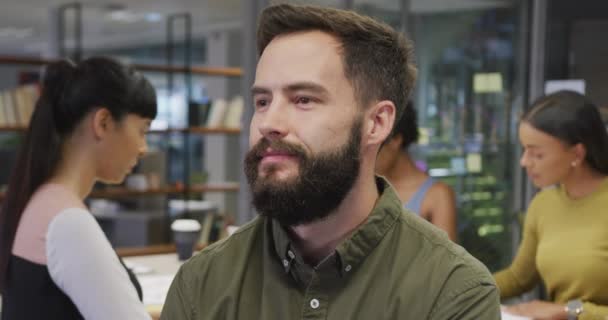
92,108,113,140
365,100,396,147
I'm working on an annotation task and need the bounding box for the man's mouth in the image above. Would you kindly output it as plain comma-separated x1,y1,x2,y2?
260,148,297,165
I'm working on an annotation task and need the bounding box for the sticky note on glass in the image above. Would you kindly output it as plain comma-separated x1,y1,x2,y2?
473,73,503,93
418,127,430,145
450,157,466,174
466,153,482,173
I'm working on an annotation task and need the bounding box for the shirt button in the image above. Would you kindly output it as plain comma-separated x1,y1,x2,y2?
287,250,295,259
310,298,320,309
344,264,352,272
282,259,289,267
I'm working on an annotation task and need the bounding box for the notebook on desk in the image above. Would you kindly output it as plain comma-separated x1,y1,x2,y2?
501,308,532,320
138,274,176,306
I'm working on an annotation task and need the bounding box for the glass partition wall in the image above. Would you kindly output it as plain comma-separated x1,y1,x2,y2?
350,0,527,271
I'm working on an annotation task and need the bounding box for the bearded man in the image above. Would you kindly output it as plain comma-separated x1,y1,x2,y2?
161,4,499,320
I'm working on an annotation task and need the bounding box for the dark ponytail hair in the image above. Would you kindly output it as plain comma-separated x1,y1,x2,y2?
522,90,608,175
0,56,157,292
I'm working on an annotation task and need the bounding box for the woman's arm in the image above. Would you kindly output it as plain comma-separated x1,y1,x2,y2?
501,300,608,319
46,208,151,320
493,203,541,299
424,182,458,242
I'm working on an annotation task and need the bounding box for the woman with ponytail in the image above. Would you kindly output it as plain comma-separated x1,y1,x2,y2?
495,90,608,319
0,57,156,319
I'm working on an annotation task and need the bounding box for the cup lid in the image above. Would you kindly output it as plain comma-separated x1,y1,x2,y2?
171,219,201,232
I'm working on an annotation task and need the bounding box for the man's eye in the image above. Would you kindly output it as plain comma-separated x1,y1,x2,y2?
255,99,269,108
295,97,312,104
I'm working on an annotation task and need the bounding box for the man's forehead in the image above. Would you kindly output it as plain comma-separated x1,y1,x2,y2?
259,32,342,68
255,32,346,92
265,30,341,51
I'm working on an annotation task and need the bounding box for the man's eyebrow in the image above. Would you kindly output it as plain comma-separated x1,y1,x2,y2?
284,82,329,96
251,82,330,96
251,86,271,96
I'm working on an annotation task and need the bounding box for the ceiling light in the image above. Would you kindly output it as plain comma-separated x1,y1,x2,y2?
107,10,140,23
145,13,163,23
0,27,34,38
106,10,163,23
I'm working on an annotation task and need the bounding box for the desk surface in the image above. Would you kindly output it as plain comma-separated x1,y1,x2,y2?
124,253,185,320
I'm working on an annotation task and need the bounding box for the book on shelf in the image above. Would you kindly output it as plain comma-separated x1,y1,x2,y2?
188,99,212,127
0,84,39,127
223,96,244,129
205,98,228,128
0,93,5,126
199,213,215,245
187,95,244,130
2,91,16,126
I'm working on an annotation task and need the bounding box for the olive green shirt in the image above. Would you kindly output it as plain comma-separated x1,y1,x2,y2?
161,178,499,320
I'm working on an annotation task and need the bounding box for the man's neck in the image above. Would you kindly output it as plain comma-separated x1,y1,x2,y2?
290,171,379,266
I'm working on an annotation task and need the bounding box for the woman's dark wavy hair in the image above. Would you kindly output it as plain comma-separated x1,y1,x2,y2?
522,90,608,174
0,56,157,292
392,100,419,150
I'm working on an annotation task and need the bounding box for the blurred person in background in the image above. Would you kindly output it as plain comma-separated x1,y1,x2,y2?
376,101,457,241
495,90,608,320
0,57,156,320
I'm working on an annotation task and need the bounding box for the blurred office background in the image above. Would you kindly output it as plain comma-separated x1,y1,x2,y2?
0,0,606,275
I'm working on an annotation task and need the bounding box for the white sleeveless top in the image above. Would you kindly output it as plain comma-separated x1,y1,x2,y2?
12,183,151,320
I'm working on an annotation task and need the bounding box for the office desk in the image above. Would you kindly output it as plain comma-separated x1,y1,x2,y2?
124,253,184,320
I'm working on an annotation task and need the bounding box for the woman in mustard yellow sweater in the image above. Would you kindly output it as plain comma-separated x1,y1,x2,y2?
495,90,608,320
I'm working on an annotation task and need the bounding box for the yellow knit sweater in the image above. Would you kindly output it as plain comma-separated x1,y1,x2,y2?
494,179,608,319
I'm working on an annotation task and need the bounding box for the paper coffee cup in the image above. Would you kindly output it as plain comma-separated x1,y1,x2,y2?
171,219,201,261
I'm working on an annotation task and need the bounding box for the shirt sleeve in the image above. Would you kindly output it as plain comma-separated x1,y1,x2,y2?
46,208,152,320
581,302,608,320
160,265,194,320
429,282,501,320
493,197,542,299
429,258,501,320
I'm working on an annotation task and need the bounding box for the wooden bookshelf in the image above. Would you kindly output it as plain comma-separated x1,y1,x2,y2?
149,127,241,135
116,243,207,257
0,126,26,132
132,63,242,77
187,127,241,134
89,184,239,199
189,182,240,193
0,126,241,135
0,183,239,201
0,56,57,67
0,55,242,77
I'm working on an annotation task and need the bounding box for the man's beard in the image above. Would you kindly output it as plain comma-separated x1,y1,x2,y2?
244,119,362,227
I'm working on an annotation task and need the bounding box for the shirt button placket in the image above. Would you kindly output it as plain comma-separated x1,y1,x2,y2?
302,272,327,320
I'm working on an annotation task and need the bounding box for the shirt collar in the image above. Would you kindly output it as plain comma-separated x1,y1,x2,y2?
269,176,403,276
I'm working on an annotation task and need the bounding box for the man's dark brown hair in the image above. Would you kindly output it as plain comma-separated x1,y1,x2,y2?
257,3,417,123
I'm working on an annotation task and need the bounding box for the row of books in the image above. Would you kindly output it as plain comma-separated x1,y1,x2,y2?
189,96,244,128
0,85,246,130
0,84,39,127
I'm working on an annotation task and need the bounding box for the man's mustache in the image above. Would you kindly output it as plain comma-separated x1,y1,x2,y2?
249,138,307,160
